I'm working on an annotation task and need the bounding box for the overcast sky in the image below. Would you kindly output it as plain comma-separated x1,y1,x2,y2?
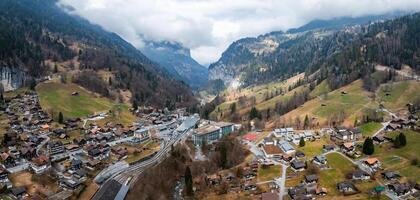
58,0,420,65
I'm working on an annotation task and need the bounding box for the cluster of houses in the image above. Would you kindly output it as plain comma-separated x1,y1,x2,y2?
0,90,190,198
386,115,419,132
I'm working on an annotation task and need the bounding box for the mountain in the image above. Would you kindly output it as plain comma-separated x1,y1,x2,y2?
208,14,403,87
0,0,196,107
141,41,208,89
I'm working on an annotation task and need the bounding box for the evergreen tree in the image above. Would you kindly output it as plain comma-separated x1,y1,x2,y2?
230,102,236,114
0,92,3,104
303,115,309,128
393,136,401,148
249,107,261,120
108,77,112,86
132,100,138,111
299,137,305,147
220,144,227,169
399,133,407,146
362,137,374,155
185,166,193,196
58,112,64,124
54,64,58,73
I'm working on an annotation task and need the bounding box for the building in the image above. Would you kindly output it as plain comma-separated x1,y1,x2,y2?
31,155,50,174
351,170,370,181
191,122,234,145
313,155,327,165
262,145,283,158
337,182,357,194
273,127,294,138
277,140,295,155
48,141,65,155
133,128,150,143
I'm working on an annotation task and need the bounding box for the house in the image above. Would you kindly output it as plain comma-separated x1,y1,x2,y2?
0,167,11,188
341,142,355,153
288,185,309,200
31,155,50,174
70,159,83,170
388,182,412,196
11,186,27,198
295,151,305,158
262,145,283,158
313,155,327,165
350,128,362,139
386,123,400,131
60,178,81,190
303,131,314,141
74,169,87,181
20,147,36,160
278,140,295,155
291,160,306,171
304,174,318,184
48,141,65,155
335,130,354,141
337,182,357,194
381,171,400,181
373,135,385,144
323,144,335,152
351,170,370,181
88,148,109,160
261,192,279,200
273,128,287,138
364,158,381,169
1,152,16,167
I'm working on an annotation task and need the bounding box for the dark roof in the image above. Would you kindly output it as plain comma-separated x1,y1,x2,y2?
291,160,305,169
92,179,122,200
304,174,318,182
352,170,369,178
337,182,356,190
11,186,26,196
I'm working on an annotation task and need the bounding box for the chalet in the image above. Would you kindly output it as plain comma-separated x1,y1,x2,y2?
20,147,36,160
278,140,296,155
304,174,318,184
335,130,354,141
373,135,385,144
262,145,283,158
341,142,355,153
134,128,150,142
313,155,327,165
288,134,302,144
295,151,305,158
288,185,309,200
337,182,357,194
291,160,306,171
70,159,83,170
388,182,412,196
386,123,400,131
351,170,370,181
382,171,401,181
350,128,362,139
48,141,65,155
1,152,16,167
364,158,381,170
274,127,294,138
323,144,335,152
74,169,87,181
11,186,27,198
60,178,81,190
86,160,100,170
111,147,128,160
88,148,109,160
31,155,50,174
315,187,328,196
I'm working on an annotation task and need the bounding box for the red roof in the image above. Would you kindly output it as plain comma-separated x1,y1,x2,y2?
243,133,258,141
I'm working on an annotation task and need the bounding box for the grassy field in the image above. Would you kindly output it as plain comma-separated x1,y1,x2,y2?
319,153,358,197
37,82,114,119
373,130,420,182
276,80,378,127
359,122,383,137
309,80,330,98
36,81,136,125
258,165,281,182
297,136,330,158
378,80,420,112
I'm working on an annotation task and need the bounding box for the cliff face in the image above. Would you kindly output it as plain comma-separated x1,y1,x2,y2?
0,67,26,91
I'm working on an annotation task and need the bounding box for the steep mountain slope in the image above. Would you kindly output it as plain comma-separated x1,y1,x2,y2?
208,14,402,87
141,41,208,89
0,0,196,107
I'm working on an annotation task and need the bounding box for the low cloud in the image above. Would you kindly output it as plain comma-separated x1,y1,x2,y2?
59,0,420,65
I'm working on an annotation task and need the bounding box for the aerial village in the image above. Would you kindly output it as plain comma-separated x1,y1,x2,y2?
0,90,419,200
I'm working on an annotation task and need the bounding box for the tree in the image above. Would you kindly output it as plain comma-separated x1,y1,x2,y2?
108,77,112,86
185,166,193,196
303,115,309,129
220,144,227,169
362,137,374,155
132,100,138,111
249,107,261,120
0,92,3,104
58,112,64,124
230,102,236,114
299,137,305,147
54,64,58,73
29,78,37,90
398,133,407,146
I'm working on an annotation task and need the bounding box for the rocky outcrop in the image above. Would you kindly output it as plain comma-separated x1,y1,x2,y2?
0,67,26,91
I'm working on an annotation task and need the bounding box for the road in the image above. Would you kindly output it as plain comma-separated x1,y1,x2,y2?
277,163,287,200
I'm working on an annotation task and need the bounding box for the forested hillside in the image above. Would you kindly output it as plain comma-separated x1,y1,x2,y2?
0,0,196,107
